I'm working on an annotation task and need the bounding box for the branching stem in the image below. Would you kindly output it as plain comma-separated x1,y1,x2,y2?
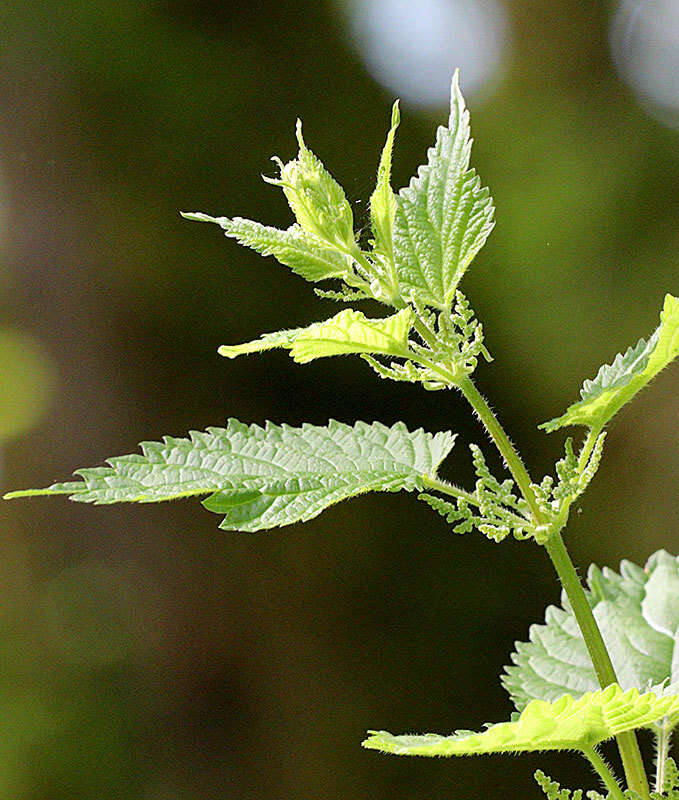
421,474,531,529
420,475,479,507
455,375,650,800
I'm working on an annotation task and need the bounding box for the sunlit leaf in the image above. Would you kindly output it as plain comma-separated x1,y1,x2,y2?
363,685,679,757
181,213,351,283
541,294,679,432
502,550,679,726
5,420,455,532
370,100,400,264
264,120,356,251
393,71,494,310
218,307,413,364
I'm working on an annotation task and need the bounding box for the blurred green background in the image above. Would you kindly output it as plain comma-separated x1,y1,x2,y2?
1,1,678,797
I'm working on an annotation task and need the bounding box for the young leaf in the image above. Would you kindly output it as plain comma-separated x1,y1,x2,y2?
503,550,679,717
180,213,351,283
5,420,455,532
534,770,607,800
264,120,356,252
393,71,495,310
218,307,413,364
656,758,679,799
370,100,400,265
363,685,679,757
541,294,679,432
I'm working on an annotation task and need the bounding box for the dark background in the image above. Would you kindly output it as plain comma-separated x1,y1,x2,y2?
1,1,678,797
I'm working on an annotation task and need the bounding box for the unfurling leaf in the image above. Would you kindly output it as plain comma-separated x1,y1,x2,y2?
541,294,679,432
5,420,455,532
534,770,606,800
264,120,356,252
218,307,413,364
419,443,533,543
370,100,400,265
363,685,679,757
393,71,495,310
502,550,679,727
180,214,351,283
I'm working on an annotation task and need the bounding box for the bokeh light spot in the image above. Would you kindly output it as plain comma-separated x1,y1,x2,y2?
345,0,510,107
610,0,679,126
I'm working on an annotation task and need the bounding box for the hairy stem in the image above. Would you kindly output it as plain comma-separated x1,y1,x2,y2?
412,315,441,351
577,426,602,473
458,377,541,520
420,475,479,507
582,746,627,800
655,723,672,793
456,376,650,800
421,474,530,529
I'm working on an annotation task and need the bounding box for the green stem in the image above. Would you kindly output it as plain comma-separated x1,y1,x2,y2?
545,535,649,799
582,746,626,800
544,534,616,687
577,426,602,474
421,475,530,529
456,376,650,800
655,723,672,793
420,475,479,507
412,315,440,351
458,377,542,521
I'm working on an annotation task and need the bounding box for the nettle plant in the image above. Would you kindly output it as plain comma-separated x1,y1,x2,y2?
6,73,679,798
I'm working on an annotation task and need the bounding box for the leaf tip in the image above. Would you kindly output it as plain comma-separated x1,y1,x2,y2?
361,731,383,750
180,211,230,227
295,117,306,150
217,345,241,359
3,488,61,500
180,211,209,222
451,67,462,97
390,99,401,127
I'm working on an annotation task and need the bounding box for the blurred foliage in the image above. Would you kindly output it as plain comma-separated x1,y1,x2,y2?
0,0,678,798
0,328,52,443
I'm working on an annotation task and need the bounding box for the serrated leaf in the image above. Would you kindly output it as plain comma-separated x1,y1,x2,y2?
264,120,356,252
370,100,400,264
541,294,679,432
393,71,495,310
502,550,679,719
181,213,351,283
363,685,679,757
218,307,413,364
4,420,455,532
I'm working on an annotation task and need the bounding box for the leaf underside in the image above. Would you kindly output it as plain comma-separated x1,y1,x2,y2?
393,71,495,310
218,307,413,363
5,420,455,532
180,213,351,283
363,685,679,757
541,294,679,432
502,550,679,724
